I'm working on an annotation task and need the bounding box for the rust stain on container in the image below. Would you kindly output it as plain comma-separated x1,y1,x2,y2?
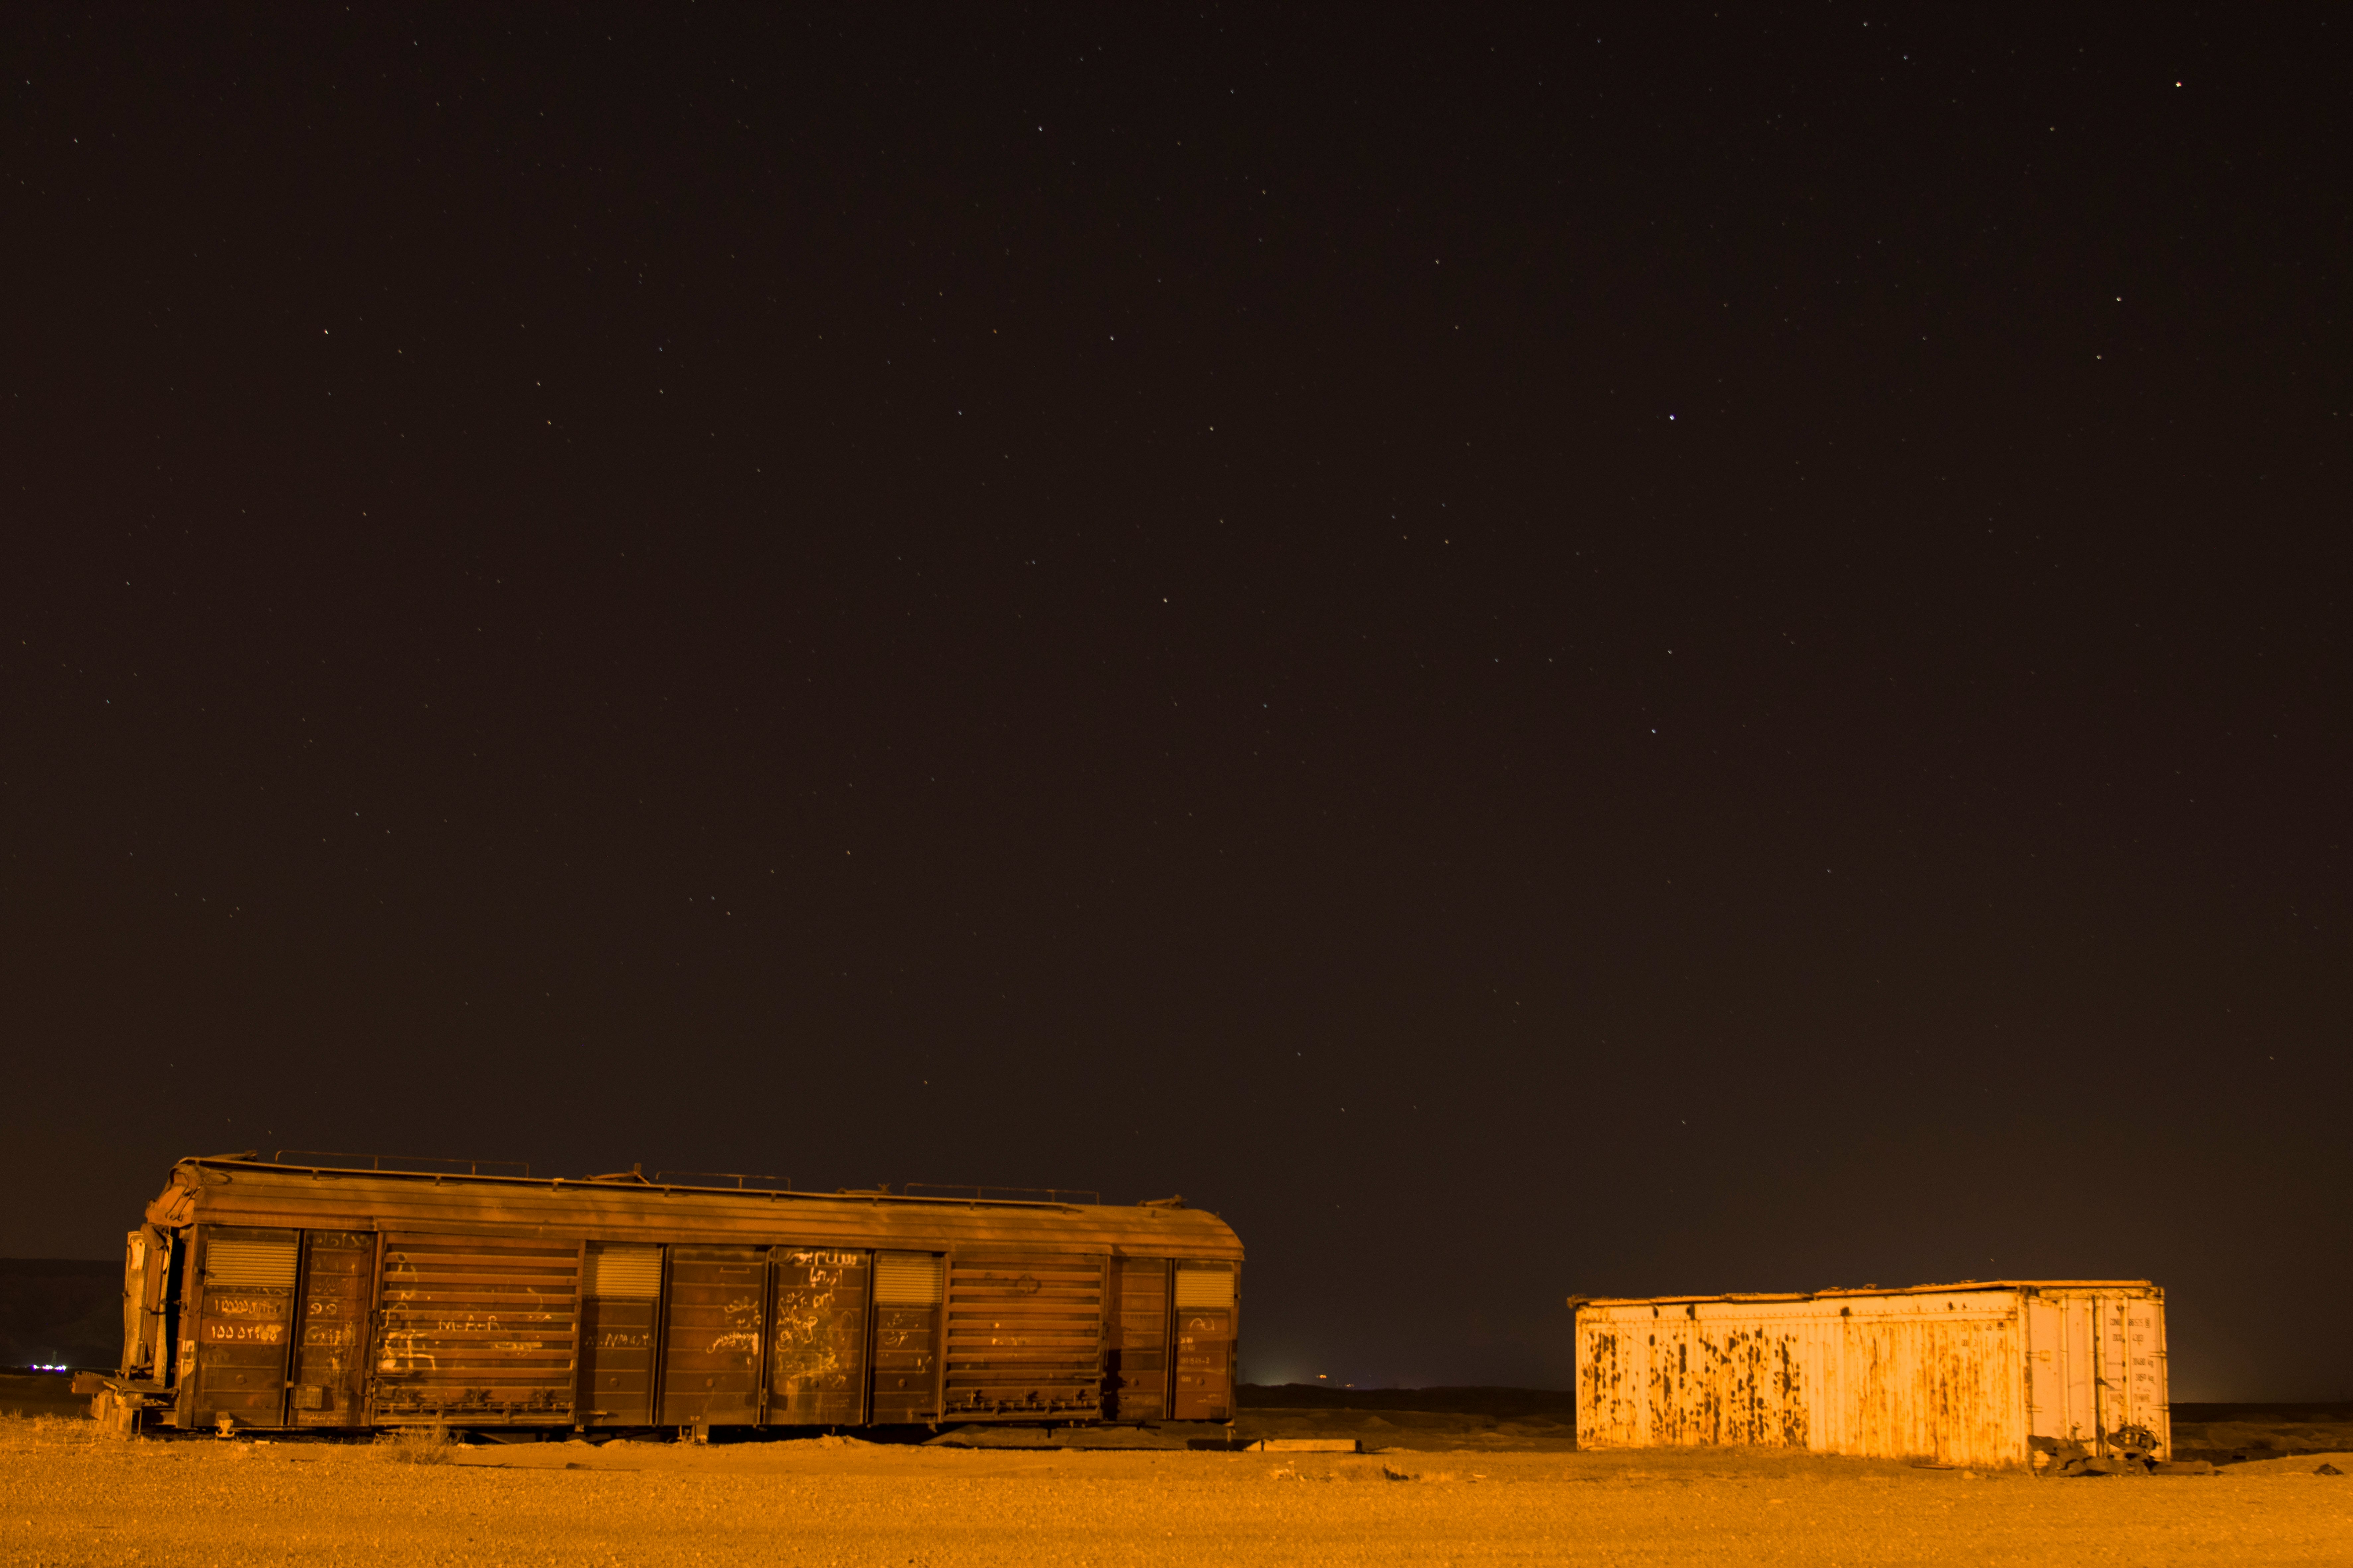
1573,1280,2168,1469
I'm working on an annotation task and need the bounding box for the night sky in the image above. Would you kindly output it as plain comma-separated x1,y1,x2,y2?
5,9,2345,1399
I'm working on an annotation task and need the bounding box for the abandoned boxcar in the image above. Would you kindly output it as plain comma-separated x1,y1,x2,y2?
1572,1280,2168,1469
91,1154,1242,1435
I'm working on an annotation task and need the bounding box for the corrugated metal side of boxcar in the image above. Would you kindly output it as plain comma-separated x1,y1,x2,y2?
943,1250,1106,1420
373,1233,584,1426
1577,1290,2032,1468
140,1160,1240,1431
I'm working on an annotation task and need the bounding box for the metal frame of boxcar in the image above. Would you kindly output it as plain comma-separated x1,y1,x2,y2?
91,1155,1244,1437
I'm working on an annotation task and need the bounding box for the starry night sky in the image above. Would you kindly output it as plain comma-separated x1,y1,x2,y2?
4,9,2346,1397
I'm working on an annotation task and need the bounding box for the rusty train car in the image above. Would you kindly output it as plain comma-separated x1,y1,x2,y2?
92,1154,1242,1435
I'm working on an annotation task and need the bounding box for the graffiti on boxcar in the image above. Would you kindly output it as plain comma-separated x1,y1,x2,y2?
378,1330,437,1372
770,1249,869,1410
201,1320,287,1344
772,1293,850,1377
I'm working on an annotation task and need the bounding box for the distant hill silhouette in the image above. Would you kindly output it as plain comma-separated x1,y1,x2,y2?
0,1259,119,1370
1240,1383,1576,1419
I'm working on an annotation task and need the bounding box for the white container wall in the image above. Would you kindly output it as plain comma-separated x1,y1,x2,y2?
1573,1280,2166,1469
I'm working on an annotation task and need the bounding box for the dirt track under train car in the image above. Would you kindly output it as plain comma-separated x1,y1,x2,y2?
6,1416,2352,1567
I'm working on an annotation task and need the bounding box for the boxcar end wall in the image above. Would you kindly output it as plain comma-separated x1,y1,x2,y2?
103,1158,1243,1435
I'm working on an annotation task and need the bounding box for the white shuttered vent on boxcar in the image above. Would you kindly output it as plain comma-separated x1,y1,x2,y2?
1174,1263,1235,1308
874,1251,945,1306
585,1245,663,1298
203,1238,298,1288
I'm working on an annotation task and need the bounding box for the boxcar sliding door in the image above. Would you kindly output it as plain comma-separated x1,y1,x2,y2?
1105,1257,1170,1420
578,1244,663,1426
869,1251,943,1424
289,1231,374,1426
183,1226,299,1430
770,1247,872,1425
1172,1261,1237,1420
659,1245,766,1427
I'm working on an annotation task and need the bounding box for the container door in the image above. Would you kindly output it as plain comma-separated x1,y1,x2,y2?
868,1251,942,1424
658,1245,766,1427
2061,1296,2098,1443
289,1231,374,1426
771,1248,873,1425
155,1231,188,1393
1171,1262,1237,1420
1105,1257,1170,1420
373,1234,582,1425
2024,1296,2065,1439
579,1245,663,1426
943,1252,1107,1420
2122,1295,2169,1456
2029,1293,2099,1443
120,1228,172,1380
186,1226,299,1429
120,1230,147,1376
2096,1293,2168,1453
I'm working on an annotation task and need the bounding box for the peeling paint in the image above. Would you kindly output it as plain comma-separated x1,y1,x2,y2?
1575,1281,2167,1469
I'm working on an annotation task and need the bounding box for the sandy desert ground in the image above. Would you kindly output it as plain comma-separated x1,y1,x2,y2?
5,1410,2351,1568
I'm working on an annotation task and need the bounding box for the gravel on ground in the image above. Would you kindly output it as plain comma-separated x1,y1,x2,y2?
5,1415,2349,1567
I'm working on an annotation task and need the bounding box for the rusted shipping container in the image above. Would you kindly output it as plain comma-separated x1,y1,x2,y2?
91,1155,1241,1436
1573,1280,2167,1470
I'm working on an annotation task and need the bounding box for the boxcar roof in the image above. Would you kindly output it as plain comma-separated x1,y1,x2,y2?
147,1157,1243,1260
1575,1279,2156,1308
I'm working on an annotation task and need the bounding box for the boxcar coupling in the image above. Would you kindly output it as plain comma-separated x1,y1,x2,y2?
1571,1280,2168,1470
89,1155,1243,1435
